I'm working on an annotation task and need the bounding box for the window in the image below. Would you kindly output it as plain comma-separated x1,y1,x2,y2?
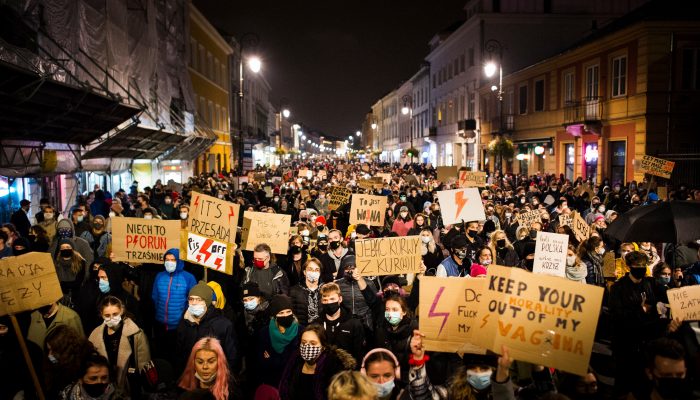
460,54,465,72
585,64,599,99
190,39,197,67
534,79,545,111
563,72,574,104
468,92,475,119
564,143,575,181
610,141,626,185
681,48,700,90
432,74,436,88
199,45,206,73
611,56,627,97
468,48,475,67
584,142,598,181
207,53,213,79
448,64,453,79
519,85,528,114
454,59,459,75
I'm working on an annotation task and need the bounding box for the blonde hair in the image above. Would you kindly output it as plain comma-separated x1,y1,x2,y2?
328,371,378,400
488,229,513,256
320,282,341,296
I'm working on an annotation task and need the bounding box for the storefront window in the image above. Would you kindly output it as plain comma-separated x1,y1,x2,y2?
610,141,626,185
584,143,598,181
565,144,575,181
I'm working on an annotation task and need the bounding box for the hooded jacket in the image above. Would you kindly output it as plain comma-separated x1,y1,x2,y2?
278,346,356,400
49,219,95,269
151,248,196,330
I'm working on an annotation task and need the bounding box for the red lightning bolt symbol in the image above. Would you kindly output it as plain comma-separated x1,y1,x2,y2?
428,287,450,336
198,239,214,263
455,191,469,220
213,257,223,270
228,206,235,223
193,195,200,213
480,313,490,329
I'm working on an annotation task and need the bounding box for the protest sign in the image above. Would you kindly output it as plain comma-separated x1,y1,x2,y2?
253,173,266,182
362,163,370,172
241,211,292,254
558,214,573,228
0,252,63,316
472,265,604,376
419,276,487,354
349,194,387,226
533,232,569,277
355,236,422,276
667,286,700,321
377,173,392,184
657,186,668,200
602,251,616,278
264,186,273,198
571,212,590,243
436,188,485,226
639,155,675,179
189,191,240,244
185,232,234,275
437,166,459,183
458,171,487,188
358,177,384,191
318,170,327,180
328,186,352,210
301,189,310,199
517,210,542,228
298,168,311,179
112,217,181,262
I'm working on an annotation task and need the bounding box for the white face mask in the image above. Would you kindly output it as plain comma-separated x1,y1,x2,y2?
109,211,116,218
104,315,122,329
421,236,431,244
597,247,606,255
481,259,492,266
164,260,177,273
400,212,408,218
306,271,320,282
180,212,188,220
301,230,310,236
44,212,53,220
144,215,153,220
566,255,577,266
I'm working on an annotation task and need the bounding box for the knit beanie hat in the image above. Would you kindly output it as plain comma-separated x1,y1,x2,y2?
269,294,293,316
189,281,214,306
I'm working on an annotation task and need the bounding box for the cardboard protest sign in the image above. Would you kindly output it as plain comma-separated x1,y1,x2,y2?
517,210,542,228
349,194,387,226
301,189,310,199
189,192,240,244
112,217,181,262
558,214,573,228
571,212,590,243
574,185,595,201
377,173,392,184
533,232,569,277
657,186,668,200
253,173,266,182
436,188,485,226
241,211,292,254
185,232,234,275
458,171,487,188
358,177,383,191
639,155,675,179
437,166,459,183
602,251,616,278
667,286,700,321
472,265,604,376
355,236,422,276
298,168,311,179
328,186,352,210
419,276,487,354
264,186,273,198
0,252,63,316
318,170,327,180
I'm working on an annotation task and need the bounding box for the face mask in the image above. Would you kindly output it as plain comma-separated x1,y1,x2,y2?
597,247,606,255
374,379,395,398
421,236,431,244
180,212,188,220
385,311,402,326
104,315,122,329
244,298,258,311
400,196,406,202
467,370,493,390
44,212,53,220
218,194,224,199
505,212,512,218
657,276,670,285
165,199,172,204
400,212,408,218
329,240,341,250
620,251,629,259
454,249,467,259
164,260,177,273
323,302,341,316
277,315,295,328
144,215,153,220
520,198,526,204
291,246,302,254
76,215,84,223
300,343,323,362
48,354,58,364
529,230,538,239
188,304,206,318
566,255,577,266
253,259,266,269
318,244,328,252
654,377,690,399
482,259,492,266
98,280,110,294
109,211,116,218
300,217,309,223
195,372,217,384
274,197,280,202
468,230,478,238
629,267,646,279
301,230,310,236
306,271,320,282
82,382,108,398
525,259,534,271
598,206,605,213
496,239,506,248
60,249,73,258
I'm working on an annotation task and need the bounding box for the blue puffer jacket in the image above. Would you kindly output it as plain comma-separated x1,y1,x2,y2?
152,248,196,330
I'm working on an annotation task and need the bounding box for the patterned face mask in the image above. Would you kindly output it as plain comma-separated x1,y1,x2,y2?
300,343,322,362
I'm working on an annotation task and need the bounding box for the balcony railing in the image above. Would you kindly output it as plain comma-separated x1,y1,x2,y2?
490,114,515,133
458,119,477,131
564,96,603,125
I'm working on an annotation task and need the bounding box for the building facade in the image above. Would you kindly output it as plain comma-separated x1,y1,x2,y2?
379,90,399,162
409,66,433,165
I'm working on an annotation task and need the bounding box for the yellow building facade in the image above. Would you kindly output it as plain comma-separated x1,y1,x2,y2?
189,4,233,174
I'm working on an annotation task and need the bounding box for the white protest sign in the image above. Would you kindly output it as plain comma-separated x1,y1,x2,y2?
533,232,569,277
185,232,234,275
435,188,486,226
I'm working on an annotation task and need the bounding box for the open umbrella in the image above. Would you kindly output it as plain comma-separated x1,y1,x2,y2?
605,201,700,244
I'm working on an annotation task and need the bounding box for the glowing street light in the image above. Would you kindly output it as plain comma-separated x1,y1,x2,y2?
282,109,290,118
356,130,361,137
484,61,497,78
248,56,262,73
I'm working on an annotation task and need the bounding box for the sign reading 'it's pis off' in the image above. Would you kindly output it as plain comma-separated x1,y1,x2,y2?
354,236,422,276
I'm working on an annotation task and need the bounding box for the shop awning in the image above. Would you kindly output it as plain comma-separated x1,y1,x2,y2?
82,121,186,160
0,61,140,145
161,125,217,161
513,138,553,152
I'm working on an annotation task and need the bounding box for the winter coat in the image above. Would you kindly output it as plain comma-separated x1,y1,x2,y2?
318,247,354,284
278,346,357,400
77,268,142,335
50,219,94,268
27,303,84,349
320,307,365,362
581,252,605,287
243,264,290,299
176,307,237,371
495,247,520,267
79,229,111,259
609,275,662,353
253,322,302,388
374,316,418,383
391,218,413,237
88,318,151,392
338,277,377,331
151,248,197,330
289,281,321,326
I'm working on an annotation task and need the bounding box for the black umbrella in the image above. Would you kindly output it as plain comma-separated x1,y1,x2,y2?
606,201,700,243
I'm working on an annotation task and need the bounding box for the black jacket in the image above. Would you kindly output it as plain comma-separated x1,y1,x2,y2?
289,281,321,326
279,346,356,400
318,248,354,284
176,307,237,372
320,307,365,362
374,315,418,383
609,275,662,352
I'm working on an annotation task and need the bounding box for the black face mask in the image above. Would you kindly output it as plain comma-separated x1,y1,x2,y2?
60,249,73,258
654,377,690,400
525,259,534,271
276,315,295,328
629,267,646,280
318,244,328,252
344,269,355,281
322,302,341,316
82,382,108,398
329,241,341,250
529,230,538,239
290,245,302,254
467,230,478,238
496,239,506,248
300,217,308,223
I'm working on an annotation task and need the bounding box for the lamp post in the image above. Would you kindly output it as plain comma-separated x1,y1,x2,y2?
401,94,414,163
484,39,505,173
237,33,260,176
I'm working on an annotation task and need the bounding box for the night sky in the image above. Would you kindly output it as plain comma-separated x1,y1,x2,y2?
194,0,467,140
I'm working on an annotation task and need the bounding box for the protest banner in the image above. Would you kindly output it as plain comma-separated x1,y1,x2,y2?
0,252,63,316
533,232,569,277
602,251,616,278
657,186,668,200
558,214,573,228
436,188,486,226
253,173,266,182
458,170,487,188
362,163,370,172
328,186,352,210
301,189,310,199
517,210,542,228
112,217,181,262
358,177,384,191
241,211,292,254
349,194,387,226
419,276,487,354
185,232,234,275
355,236,422,276
437,166,459,183
377,173,392,184
298,168,311,178
667,286,700,321
639,155,675,179
318,170,327,180
189,191,240,244
571,211,590,243
472,265,604,376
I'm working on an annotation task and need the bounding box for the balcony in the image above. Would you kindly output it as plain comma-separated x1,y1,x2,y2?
458,119,477,131
429,126,437,137
564,96,603,126
490,114,515,134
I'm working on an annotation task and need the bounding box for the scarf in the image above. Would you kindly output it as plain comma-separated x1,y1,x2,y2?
586,251,603,266
269,319,298,354
566,265,588,282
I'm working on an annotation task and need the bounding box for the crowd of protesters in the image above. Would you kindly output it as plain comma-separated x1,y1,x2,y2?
1,159,699,400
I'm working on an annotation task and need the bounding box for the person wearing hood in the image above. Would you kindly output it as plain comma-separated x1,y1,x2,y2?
565,244,588,284
391,206,413,237
80,215,112,259
11,236,31,256
151,248,196,363
177,282,237,373
50,218,95,269
336,255,378,333
436,235,472,277
158,193,177,219
55,238,88,303
290,258,323,326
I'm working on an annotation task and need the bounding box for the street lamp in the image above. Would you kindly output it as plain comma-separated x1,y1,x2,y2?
356,130,361,137
282,109,290,118
401,94,414,162
484,38,505,173
237,33,260,175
